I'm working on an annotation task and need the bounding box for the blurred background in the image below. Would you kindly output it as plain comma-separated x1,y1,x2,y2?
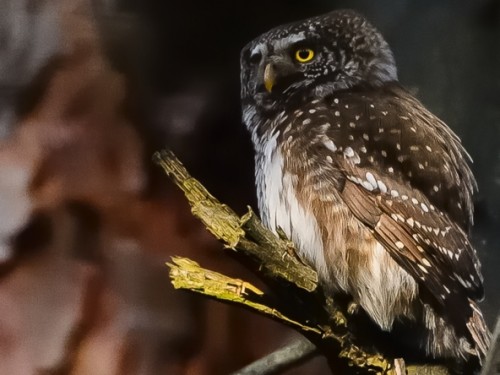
0,0,498,374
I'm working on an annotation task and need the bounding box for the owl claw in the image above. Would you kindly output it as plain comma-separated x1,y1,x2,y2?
347,301,359,315
276,226,303,262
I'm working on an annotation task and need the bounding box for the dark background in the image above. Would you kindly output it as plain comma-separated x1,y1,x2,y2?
118,0,500,318
0,0,498,374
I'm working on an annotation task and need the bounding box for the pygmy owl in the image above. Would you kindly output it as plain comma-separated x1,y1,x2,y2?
240,9,490,368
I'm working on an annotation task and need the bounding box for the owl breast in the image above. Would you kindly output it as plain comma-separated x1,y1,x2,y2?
254,121,418,331
254,131,329,281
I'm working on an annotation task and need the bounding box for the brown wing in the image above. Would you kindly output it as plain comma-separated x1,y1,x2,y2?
340,178,482,307
280,83,483,307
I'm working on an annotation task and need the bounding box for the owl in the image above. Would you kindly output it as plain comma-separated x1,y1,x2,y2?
240,9,490,369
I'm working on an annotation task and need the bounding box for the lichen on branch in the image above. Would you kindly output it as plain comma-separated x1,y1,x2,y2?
153,149,450,375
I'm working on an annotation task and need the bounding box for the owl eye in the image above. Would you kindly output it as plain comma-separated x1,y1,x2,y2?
294,48,315,63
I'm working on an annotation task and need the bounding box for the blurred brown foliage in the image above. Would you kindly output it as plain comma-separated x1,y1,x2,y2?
0,1,324,374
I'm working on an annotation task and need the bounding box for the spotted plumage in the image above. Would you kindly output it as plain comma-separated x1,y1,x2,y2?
240,9,489,368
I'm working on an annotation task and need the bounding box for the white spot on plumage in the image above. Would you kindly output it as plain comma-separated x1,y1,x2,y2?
395,241,404,249
377,180,387,193
349,122,356,128
360,146,367,153
334,98,339,104
421,203,429,212
362,180,374,191
323,139,337,152
326,155,333,163
426,145,432,152
407,218,414,227
418,264,429,274
335,111,340,117
401,195,408,201
355,115,361,120
381,150,387,157
388,167,394,173
344,147,355,157
433,185,439,192
410,145,419,151
390,189,399,197
365,172,377,187
421,258,431,267
303,118,311,125
341,147,361,164
309,109,316,114
363,133,369,141
411,198,419,205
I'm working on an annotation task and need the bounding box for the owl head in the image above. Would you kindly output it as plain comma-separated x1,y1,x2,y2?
240,10,397,113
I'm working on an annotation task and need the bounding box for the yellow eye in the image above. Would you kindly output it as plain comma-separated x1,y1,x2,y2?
295,48,315,63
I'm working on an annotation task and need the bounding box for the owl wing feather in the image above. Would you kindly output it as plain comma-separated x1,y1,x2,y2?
293,84,484,317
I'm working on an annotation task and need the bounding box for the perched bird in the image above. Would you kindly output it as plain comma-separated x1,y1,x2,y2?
240,9,490,368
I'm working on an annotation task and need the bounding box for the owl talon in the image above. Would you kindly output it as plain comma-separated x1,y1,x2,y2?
276,226,290,241
347,301,359,315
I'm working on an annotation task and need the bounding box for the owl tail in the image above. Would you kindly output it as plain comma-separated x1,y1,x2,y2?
466,299,491,363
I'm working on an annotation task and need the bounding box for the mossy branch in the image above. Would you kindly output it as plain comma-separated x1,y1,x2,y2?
153,150,317,292
153,149,450,375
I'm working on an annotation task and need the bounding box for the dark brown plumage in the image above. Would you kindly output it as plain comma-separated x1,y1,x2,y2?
240,9,490,367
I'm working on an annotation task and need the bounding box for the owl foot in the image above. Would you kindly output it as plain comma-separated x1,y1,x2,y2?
347,301,360,315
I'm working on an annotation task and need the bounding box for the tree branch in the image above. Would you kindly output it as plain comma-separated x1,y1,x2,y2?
230,336,318,375
153,150,317,292
153,149,451,375
168,257,321,335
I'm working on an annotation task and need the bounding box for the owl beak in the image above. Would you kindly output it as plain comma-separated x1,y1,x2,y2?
264,63,276,93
